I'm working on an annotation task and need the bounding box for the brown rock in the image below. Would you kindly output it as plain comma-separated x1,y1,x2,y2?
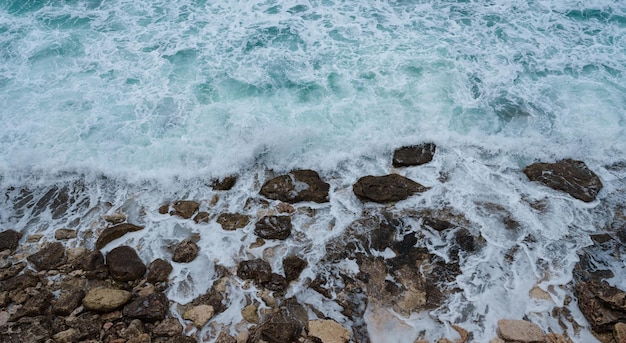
53,288,85,316
614,322,626,343
75,249,105,271
211,175,237,190
83,288,132,312
264,273,288,292
106,246,146,282
237,259,272,284
54,228,77,240
308,319,351,343
148,258,173,283
392,143,436,167
193,211,210,224
27,242,66,270
283,255,307,282
172,200,199,219
254,215,292,240
260,169,330,203
152,317,183,337
242,304,259,323
0,229,22,252
575,281,626,332
0,261,26,281
95,223,144,250
523,159,603,202
353,174,429,203
1,273,40,291
496,319,544,342
172,239,199,263
183,304,214,328
123,292,169,322
217,213,250,231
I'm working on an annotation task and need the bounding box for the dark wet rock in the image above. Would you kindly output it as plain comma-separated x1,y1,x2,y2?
260,169,330,203
123,292,169,322
152,317,183,337
392,143,436,167
0,316,52,343
353,174,429,203
83,287,132,312
264,273,288,292
191,286,226,315
54,228,77,240
68,312,103,340
172,239,199,263
1,273,40,291
217,213,250,231
0,230,22,252
27,242,66,270
95,223,144,250
254,215,292,240
154,334,198,343
237,259,272,284
106,246,146,282
211,175,237,190
11,289,53,320
148,258,173,283
193,211,210,224
158,204,170,214
52,288,85,316
524,159,603,202
249,299,308,343
76,249,105,271
575,281,626,332
283,256,308,282
172,200,200,219
0,261,26,281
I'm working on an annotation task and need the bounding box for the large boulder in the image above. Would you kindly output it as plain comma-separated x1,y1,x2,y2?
523,159,603,202
95,223,144,250
260,170,330,203
106,246,146,282
0,230,22,252
83,288,132,312
27,242,66,270
353,174,429,203
123,292,169,322
255,216,292,240
392,143,436,167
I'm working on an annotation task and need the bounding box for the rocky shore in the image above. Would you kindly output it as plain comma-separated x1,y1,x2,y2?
1,143,624,343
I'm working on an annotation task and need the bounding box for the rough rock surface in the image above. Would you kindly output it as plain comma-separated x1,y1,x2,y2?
172,239,199,263
216,213,250,231
52,288,85,316
283,255,308,282
254,215,292,240
147,258,173,283
211,175,237,190
575,281,626,332
308,319,351,343
260,169,330,203
75,249,105,271
237,259,272,284
11,289,53,319
0,229,22,251
82,288,132,312
496,319,545,342
183,304,214,328
249,299,308,343
54,228,77,240
353,174,429,203
392,143,436,167
123,292,169,322
523,159,603,202
172,200,200,219
27,242,66,270
152,317,183,337
106,246,146,282
95,223,144,249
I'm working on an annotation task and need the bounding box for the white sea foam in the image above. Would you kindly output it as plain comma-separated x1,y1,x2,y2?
1,0,626,341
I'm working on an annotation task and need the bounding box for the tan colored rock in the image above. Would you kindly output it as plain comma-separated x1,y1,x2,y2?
82,288,132,312
104,212,127,224
127,333,151,343
183,304,214,328
53,328,79,343
529,286,552,301
497,319,544,342
489,338,505,343
615,322,626,343
451,324,469,343
308,319,351,343
55,228,77,240
545,333,574,343
242,304,259,323
436,339,453,343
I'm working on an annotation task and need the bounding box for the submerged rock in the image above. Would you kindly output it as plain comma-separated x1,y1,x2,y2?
217,213,250,231
254,215,292,240
392,143,436,167
523,159,603,202
106,246,146,282
260,169,330,203
95,223,144,250
172,239,199,263
353,174,428,203
27,242,66,270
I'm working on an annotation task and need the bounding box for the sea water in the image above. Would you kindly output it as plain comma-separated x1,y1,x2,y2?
1,0,625,341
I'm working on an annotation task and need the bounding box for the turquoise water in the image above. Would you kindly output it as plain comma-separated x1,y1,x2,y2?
1,0,625,341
